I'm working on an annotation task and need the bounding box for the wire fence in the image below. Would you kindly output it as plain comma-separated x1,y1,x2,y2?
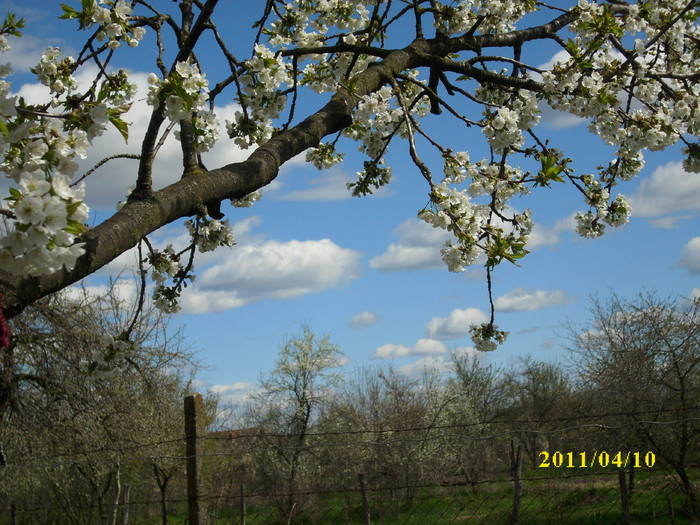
2,398,699,524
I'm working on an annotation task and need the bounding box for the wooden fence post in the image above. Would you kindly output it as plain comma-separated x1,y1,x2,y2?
619,469,631,525
185,393,207,525
510,444,523,525
120,485,131,525
240,484,246,525
359,473,371,525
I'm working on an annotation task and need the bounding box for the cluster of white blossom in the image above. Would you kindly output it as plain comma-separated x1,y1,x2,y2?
575,187,631,238
433,0,537,35
543,0,699,175
60,0,145,50
300,34,378,94
184,216,235,253
146,244,185,314
226,44,291,148
480,87,540,152
79,333,134,379
0,101,92,276
231,189,263,208
470,322,509,352
146,216,234,314
1,33,143,276
147,61,219,153
267,1,370,49
345,75,430,163
306,142,344,169
419,181,489,272
32,46,78,97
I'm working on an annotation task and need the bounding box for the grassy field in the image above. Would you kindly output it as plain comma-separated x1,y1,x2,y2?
157,468,698,524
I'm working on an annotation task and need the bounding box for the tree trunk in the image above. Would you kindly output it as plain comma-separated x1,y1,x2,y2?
675,466,699,518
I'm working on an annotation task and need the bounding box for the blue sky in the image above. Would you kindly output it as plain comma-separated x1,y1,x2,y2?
3,1,699,406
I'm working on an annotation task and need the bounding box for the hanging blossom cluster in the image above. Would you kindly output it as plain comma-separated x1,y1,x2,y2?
60,0,145,49
470,323,509,352
480,86,541,152
147,60,219,153
226,44,292,148
344,75,430,196
145,216,235,314
79,333,137,380
1,29,138,276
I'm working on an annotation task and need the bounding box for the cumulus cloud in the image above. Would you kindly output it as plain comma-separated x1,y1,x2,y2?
349,311,380,329
528,215,576,249
209,382,258,405
63,279,138,305
494,288,574,312
279,169,353,201
425,307,488,340
678,237,700,274
175,225,362,313
371,338,448,359
629,161,700,223
370,219,450,272
396,347,477,377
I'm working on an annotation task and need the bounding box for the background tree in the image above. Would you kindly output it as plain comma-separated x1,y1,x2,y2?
240,326,344,520
0,284,201,525
0,1,697,352
567,291,700,518
501,357,573,469
446,352,509,487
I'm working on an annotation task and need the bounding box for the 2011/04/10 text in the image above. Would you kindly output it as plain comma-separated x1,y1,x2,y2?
538,451,656,468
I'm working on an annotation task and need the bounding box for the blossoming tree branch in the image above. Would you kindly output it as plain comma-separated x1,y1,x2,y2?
0,0,698,351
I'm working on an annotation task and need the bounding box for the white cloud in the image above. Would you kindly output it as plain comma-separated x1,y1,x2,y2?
370,219,450,272
396,347,477,378
629,161,700,221
63,279,138,305
209,382,258,405
371,338,448,359
279,170,352,201
528,215,576,249
425,307,488,340
494,288,574,312
678,237,700,274
176,227,362,313
349,311,380,329
649,215,693,229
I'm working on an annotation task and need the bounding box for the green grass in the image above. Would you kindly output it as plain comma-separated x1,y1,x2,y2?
153,470,698,524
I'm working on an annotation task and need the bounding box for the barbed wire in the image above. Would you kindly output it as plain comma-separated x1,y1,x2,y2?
0,462,691,514
5,414,700,468
206,405,700,441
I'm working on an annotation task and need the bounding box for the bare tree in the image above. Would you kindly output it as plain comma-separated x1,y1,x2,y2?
567,291,700,518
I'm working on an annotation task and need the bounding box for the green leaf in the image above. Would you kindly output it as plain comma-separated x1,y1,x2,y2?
7,186,21,201
108,115,129,143
59,4,79,20
64,219,88,235
65,200,83,216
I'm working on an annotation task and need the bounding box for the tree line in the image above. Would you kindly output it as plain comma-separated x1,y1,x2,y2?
1,290,698,524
